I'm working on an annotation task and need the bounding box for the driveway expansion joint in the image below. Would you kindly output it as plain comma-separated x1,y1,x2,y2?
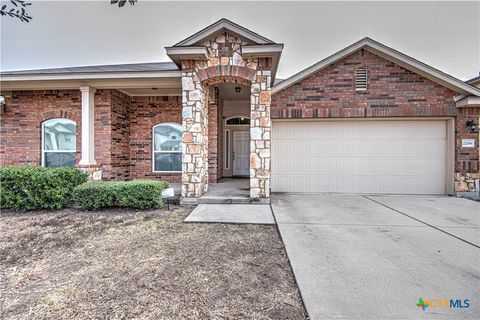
363,195,480,249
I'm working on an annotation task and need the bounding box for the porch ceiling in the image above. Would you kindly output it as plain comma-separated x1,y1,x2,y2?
217,83,250,100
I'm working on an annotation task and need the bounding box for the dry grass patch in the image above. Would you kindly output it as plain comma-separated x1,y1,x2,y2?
0,206,306,319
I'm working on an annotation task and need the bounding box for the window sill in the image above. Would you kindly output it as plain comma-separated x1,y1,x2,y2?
152,171,181,175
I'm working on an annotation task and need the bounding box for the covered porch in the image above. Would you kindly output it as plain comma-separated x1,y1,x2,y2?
166,20,283,205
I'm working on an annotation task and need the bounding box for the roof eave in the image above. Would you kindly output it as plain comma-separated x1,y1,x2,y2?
0,70,182,82
242,44,284,85
272,38,480,98
455,96,480,108
165,46,209,67
174,18,275,47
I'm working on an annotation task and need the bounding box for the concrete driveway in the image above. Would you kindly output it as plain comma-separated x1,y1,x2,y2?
272,194,479,320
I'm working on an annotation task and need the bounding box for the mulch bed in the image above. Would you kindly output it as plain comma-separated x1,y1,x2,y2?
0,206,307,319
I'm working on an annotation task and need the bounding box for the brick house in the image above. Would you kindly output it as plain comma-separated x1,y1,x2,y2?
1,19,479,203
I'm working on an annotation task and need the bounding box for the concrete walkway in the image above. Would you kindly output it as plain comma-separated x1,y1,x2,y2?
185,204,275,224
272,194,479,320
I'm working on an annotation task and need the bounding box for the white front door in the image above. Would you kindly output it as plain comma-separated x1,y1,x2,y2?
233,131,250,176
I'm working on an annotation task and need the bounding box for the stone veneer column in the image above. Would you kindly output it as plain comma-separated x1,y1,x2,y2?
250,70,271,199
181,62,209,199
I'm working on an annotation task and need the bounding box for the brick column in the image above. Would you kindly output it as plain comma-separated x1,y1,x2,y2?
250,69,271,199
181,62,209,200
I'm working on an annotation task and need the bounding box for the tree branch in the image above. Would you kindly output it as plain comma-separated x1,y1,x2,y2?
0,0,32,23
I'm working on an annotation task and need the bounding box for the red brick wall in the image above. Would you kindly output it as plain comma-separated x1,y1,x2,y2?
129,96,182,182
271,50,458,118
271,49,479,190
0,90,183,183
0,90,82,166
455,108,480,190
105,90,131,180
94,89,114,173
208,98,220,183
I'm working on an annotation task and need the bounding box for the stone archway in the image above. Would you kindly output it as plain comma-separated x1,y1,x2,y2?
179,32,273,202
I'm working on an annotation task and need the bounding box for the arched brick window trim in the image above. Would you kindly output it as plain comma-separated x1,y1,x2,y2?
197,66,255,86
39,110,76,122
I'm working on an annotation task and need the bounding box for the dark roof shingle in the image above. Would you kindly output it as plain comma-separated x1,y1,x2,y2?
1,62,179,75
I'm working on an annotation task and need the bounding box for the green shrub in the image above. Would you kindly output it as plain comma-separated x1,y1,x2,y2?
73,180,168,210
0,166,88,211
117,180,168,209
72,181,119,210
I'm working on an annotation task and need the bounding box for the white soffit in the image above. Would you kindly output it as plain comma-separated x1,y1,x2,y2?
455,96,480,108
164,46,209,66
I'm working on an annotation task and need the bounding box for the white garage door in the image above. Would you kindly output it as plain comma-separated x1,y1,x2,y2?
272,120,447,194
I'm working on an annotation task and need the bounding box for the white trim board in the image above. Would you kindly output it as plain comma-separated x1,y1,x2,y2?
174,18,275,46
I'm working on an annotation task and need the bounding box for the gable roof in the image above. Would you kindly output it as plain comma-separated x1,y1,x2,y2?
272,37,480,96
174,18,276,46
0,62,179,76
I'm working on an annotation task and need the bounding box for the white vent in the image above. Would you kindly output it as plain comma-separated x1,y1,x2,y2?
355,67,368,91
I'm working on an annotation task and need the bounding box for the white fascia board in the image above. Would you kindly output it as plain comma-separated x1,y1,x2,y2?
0,71,182,82
174,19,274,46
242,44,284,57
455,96,480,108
0,77,182,91
454,94,466,103
165,46,208,57
272,38,480,97
165,47,209,66
242,44,284,86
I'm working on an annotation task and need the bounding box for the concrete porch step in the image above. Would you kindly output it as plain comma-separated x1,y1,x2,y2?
199,197,262,205
181,197,270,205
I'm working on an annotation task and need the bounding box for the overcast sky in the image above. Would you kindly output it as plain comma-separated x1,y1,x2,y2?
1,1,479,81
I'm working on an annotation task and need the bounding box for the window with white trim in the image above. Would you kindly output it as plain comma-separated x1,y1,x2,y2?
42,118,76,167
153,123,182,172
355,67,368,91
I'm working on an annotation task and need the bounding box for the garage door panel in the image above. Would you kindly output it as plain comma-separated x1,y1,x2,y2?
275,157,446,175
273,174,446,194
272,120,447,194
274,121,446,139
274,139,446,157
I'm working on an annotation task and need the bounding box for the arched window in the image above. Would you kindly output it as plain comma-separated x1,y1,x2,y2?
355,67,368,91
226,117,250,125
42,118,76,167
153,123,182,172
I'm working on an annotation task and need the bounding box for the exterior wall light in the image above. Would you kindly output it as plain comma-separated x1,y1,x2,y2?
235,86,241,93
466,120,478,133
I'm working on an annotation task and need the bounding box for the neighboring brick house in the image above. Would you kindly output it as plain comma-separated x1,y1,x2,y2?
1,19,479,202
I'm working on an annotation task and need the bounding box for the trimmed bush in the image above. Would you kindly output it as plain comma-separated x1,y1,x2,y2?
72,181,119,211
116,180,168,209
73,180,168,210
0,166,88,211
